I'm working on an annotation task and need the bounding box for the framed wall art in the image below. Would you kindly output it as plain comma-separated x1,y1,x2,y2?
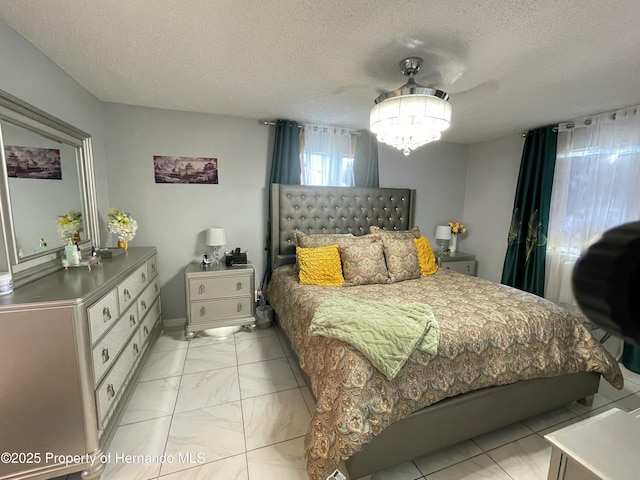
153,155,219,184
5,145,62,180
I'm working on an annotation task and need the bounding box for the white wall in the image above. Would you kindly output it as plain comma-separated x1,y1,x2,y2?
378,141,470,248
463,133,525,282
102,103,272,320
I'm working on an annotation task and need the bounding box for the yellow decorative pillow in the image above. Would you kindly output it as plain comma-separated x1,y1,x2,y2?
414,236,438,276
297,245,344,286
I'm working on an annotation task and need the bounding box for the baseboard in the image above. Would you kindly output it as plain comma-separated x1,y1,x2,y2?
163,317,185,329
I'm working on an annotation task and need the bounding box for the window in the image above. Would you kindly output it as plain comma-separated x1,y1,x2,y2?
301,124,355,186
545,107,640,303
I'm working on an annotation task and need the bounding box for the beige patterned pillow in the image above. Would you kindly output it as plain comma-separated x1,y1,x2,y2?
295,231,374,249
340,242,389,286
369,226,421,239
383,237,421,283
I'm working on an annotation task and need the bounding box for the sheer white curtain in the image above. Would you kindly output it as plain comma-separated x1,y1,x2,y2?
545,106,640,303
301,124,355,186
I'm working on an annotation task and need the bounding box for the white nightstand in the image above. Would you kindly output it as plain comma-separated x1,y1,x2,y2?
184,262,256,339
545,408,640,480
439,251,477,276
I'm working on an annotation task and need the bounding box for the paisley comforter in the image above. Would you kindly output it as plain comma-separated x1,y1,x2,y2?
265,265,623,479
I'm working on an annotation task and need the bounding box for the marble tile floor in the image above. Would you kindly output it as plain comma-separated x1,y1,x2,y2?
58,327,640,480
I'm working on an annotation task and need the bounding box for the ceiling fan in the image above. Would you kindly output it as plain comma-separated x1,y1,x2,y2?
369,56,453,155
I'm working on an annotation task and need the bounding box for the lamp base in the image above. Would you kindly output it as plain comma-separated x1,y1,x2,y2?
201,247,223,268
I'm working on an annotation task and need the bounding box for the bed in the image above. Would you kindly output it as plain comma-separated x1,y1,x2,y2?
265,183,622,480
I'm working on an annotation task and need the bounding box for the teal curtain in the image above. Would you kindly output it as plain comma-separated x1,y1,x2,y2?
262,120,301,290
353,130,379,187
269,120,301,184
623,344,640,373
501,126,558,296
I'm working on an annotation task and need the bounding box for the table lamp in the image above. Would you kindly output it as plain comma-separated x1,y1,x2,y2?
203,227,226,267
435,225,451,263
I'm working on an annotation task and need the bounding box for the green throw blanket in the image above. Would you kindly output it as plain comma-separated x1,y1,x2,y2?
309,293,440,380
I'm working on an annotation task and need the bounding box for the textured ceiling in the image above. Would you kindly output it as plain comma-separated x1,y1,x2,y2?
1,0,640,144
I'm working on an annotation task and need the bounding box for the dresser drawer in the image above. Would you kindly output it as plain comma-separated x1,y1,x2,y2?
88,289,119,345
147,255,159,281
92,303,139,386
137,278,160,321
442,260,476,276
188,273,252,300
140,305,160,345
118,264,148,310
96,332,143,427
189,296,252,323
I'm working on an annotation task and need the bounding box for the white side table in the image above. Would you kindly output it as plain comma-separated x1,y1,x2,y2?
544,407,640,479
184,262,255,339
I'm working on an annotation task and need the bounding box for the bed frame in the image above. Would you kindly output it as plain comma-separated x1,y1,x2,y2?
270,183,599,479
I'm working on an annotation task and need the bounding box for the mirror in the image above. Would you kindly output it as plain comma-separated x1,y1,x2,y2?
0,89,100,287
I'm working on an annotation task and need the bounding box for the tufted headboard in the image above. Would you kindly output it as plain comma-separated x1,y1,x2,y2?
271,184,416,268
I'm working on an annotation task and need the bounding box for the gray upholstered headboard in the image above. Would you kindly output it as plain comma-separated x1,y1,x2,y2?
271,184,416,268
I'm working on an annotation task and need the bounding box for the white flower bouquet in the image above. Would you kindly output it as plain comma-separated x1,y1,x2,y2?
107,208,138,242
57,210,83,240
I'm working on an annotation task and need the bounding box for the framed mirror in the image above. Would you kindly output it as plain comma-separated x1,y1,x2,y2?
0,89,100,287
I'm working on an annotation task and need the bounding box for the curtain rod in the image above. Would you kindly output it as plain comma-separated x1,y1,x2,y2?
262,121,362,136
521,125,559,137
521,106,635,136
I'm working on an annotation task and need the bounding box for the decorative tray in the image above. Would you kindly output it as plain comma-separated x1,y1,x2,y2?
62,255,101,270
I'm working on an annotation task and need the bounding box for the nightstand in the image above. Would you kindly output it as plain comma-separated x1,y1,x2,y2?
184,262,255,339
545,408,640,480
439,251,477,276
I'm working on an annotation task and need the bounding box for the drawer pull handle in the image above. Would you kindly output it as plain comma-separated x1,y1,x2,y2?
106,383,115,400
124,288,131,300
142,272,147,283
141,300,147,310
237,303,242,312
199,284,205,295
236,282,242,291
130,314,136,327
102,307,111,323
133,343,139,355
466,265,471,272
102,348,109,363
143,325,149,335
200,306,206,317
152,264,157,273
154,284,159,294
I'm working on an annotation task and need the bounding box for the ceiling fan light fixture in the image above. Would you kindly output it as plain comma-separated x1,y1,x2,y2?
370,57,452,156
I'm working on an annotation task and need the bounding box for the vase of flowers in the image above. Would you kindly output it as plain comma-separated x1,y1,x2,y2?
57,210,83,243
448,220,468,254
108,208,138,250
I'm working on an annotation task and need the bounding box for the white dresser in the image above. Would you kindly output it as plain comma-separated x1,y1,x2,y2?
0,247,161,480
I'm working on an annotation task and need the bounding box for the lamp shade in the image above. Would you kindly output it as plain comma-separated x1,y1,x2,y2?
205,227,226,246
435,225,452,240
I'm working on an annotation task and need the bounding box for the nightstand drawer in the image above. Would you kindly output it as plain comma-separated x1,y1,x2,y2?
189,296,253,323
442,260,476,276
188,274,252,300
